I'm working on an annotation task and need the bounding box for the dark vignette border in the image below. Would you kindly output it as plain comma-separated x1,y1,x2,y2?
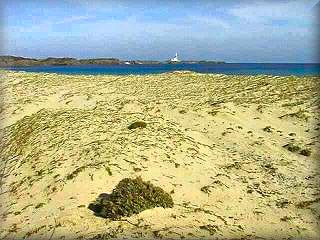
0,1,319,240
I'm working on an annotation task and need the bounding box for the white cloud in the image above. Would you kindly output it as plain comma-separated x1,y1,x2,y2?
54,15,92,25
6,15,92,33
229,0,316,24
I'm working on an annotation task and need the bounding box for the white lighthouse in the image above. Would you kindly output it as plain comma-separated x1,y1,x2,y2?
170,52,180,63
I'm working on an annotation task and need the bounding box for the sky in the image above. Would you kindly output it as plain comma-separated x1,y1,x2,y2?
1,0,319,62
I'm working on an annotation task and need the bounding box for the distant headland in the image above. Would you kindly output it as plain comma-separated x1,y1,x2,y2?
0,55,226,67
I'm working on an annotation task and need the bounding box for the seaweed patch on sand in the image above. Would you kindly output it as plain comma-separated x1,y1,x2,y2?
88,177,173,220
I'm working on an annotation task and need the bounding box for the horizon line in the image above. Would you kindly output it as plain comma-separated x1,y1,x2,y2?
1,55,319,64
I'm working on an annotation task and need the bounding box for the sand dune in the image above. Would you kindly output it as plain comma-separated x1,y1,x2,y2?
0,70,319,239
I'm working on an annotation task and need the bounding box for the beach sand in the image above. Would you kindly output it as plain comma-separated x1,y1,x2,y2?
0,70,319,239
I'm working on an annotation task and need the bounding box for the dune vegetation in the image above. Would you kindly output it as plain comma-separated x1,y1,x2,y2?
0,70,319,239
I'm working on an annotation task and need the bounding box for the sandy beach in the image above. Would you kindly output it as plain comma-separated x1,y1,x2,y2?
0,70,319,239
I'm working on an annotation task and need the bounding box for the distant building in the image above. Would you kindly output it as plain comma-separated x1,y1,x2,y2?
170,52,180,63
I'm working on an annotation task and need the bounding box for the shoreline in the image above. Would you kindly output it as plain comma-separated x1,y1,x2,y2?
1,67,319,78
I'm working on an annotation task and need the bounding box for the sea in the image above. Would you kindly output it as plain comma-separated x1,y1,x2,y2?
3,63,320,76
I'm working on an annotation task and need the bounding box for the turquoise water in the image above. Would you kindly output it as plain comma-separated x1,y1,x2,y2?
4,63,320,76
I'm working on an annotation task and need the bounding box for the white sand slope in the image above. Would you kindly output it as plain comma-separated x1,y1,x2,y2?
0,70,319,239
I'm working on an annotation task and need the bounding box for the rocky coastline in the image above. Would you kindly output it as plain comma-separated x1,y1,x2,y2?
0,55,225,67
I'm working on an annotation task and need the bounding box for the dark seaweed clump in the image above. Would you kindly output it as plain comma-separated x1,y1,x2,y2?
300,148,311,156
283,143,311,156
128,121,147,130
88,177,174,220
283,143,301,152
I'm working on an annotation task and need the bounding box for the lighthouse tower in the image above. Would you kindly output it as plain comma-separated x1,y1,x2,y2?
170,52,180,62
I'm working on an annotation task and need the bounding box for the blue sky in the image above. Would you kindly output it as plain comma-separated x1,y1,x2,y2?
1,0,319,62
